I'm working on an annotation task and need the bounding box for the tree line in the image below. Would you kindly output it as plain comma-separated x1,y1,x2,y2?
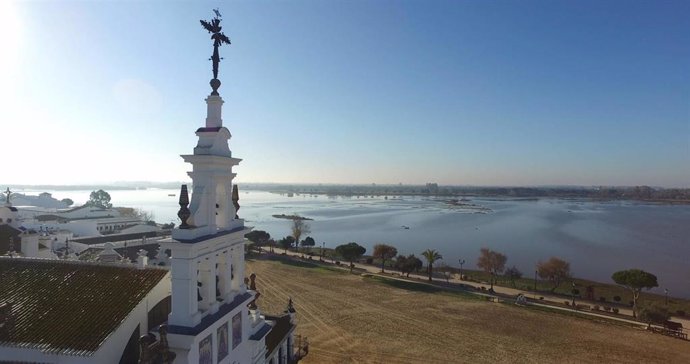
245,216,667,323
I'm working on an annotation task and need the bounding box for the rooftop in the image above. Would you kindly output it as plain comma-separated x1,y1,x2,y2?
78,243,167,262
264,315,294,358
0,258,168,355
71,231,163,245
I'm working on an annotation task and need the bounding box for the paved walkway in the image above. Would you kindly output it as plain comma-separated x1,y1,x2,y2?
265,248,689,334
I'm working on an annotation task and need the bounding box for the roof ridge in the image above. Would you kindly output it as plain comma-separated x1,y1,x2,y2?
0,256,168,271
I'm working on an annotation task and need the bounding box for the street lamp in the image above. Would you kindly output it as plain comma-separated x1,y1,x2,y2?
321,242,325,260
458,259,465,281
665,289,669,305
534,270,538,299
571,282,576,307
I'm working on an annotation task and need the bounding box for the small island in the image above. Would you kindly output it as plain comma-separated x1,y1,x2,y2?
272,214,313,221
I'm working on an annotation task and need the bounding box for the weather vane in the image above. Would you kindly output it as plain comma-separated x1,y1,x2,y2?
200,9,231,95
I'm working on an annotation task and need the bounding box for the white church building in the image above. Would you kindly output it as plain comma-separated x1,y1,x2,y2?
0,10,302,364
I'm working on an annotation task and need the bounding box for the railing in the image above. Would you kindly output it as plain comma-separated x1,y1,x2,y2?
290,334,309,363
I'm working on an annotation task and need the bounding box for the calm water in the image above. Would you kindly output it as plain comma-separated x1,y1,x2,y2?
21,188,690,298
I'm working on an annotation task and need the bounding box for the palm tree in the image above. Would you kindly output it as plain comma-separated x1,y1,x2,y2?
421,249,443,282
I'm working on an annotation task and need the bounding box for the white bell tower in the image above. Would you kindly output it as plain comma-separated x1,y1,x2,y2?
160,10,269,364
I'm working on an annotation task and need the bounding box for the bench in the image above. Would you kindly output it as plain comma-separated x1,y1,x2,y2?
649,321,688,340
663,321,688,340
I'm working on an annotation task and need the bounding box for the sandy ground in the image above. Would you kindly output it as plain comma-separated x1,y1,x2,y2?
247,257,690,364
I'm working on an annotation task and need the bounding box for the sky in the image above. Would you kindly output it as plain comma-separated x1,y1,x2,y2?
1,0,688,187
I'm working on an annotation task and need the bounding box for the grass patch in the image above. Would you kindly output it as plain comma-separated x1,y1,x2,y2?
520,302,642,329
257,254,345,274
365,275,478,300
366,275,444,293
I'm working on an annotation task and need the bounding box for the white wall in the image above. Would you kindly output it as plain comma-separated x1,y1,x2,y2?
169,303,256,364
120,224,161,234
22,220,98,238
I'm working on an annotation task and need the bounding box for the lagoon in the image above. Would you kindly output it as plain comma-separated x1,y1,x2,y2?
20,188,690,298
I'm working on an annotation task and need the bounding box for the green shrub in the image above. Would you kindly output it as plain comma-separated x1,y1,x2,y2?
639,304,669,324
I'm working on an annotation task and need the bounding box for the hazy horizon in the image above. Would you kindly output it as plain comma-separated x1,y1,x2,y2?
2,1,688,187
3,180,688,190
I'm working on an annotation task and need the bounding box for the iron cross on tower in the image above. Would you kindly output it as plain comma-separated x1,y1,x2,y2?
200,9,231,95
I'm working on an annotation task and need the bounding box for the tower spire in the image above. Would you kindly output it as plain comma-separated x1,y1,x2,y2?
200,9,231,95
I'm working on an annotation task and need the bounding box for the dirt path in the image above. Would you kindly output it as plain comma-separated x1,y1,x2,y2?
248,257,690,364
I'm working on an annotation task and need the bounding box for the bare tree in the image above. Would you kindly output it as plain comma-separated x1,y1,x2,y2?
291,216,310,251
477,248,507,290
373,244,398,273
537,257,571,292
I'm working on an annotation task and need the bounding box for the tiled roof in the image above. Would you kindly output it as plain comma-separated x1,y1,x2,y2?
77,244,168,262
35,214,66,222
60,205,98,213
71,231,162,245
0,258,168,355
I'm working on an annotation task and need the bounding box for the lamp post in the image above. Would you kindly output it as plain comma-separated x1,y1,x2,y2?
571,282,576,308
321,242,325,260
458,259,465,281
665,289,669,306
534,270,538,299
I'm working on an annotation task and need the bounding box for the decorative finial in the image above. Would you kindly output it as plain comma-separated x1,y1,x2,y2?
7,237,15,257
200,9,231,95
248,273,260,310
286,296,296,313
177,185,191,229
232,185,240,219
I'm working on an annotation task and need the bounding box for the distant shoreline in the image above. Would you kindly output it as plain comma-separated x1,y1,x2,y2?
3,184,689,205
260,190,690,205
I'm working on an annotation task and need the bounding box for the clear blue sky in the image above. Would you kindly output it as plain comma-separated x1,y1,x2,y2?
2,0,688,187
